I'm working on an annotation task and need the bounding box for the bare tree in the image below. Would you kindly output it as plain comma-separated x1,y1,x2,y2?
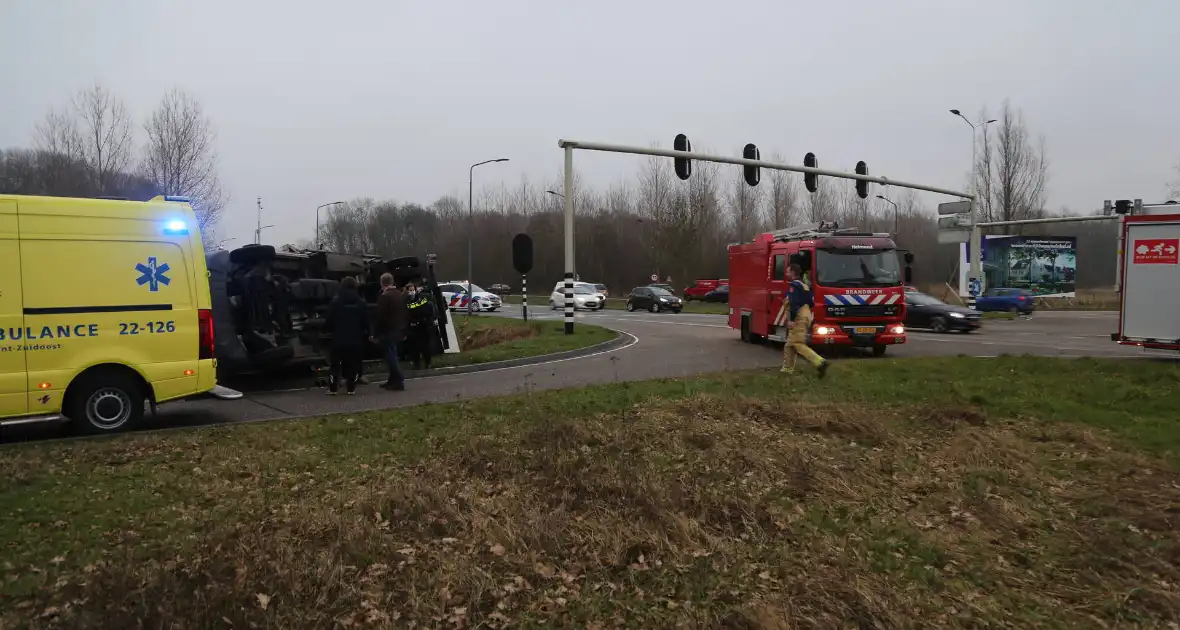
767,153,800,229
638,152,674,276
804,179,837,222
72,83,135,194
142,88,227,234
1167,159,1180,201
727,163,764,242
32,108,91,195
984,100,1048,222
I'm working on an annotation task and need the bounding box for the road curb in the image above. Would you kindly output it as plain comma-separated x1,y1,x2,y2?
398,329,632,380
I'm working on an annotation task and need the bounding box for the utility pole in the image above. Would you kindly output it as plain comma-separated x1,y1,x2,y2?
254,196,274,245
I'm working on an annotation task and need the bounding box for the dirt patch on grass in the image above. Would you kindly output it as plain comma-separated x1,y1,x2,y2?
5,395,1179,628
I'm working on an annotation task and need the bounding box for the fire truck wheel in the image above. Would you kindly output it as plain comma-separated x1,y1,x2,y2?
872,344,888,357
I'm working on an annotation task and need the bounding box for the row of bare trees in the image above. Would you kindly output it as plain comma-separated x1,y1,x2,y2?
0,83,226,238
313,102,1117,294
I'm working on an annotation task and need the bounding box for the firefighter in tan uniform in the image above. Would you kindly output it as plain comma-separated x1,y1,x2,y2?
782,264,830,377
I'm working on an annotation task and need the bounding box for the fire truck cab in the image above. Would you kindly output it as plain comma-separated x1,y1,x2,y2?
727,221,913,356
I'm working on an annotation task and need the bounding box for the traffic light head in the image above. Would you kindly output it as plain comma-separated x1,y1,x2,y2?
855,161,868,199
743,143,760,187
803,152,818,193
673,134,692,181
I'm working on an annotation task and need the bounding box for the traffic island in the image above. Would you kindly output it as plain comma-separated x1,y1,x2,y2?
397,316,620,378
3,357,1178,628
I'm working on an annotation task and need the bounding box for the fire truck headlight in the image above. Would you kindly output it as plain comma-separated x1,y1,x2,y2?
890,325,905,335
815,326,835,335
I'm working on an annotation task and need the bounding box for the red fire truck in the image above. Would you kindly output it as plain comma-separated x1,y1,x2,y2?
727,221,913,356
1112,203,1180,352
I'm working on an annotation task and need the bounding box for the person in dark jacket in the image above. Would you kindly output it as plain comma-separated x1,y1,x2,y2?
404,281,438,369
373,272,409,390
323,276,371,395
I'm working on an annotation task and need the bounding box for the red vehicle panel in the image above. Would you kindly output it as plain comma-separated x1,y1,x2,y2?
683,278,728,300
727,222,910,354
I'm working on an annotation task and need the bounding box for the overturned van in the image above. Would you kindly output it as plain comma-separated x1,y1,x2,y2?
207,243,450,376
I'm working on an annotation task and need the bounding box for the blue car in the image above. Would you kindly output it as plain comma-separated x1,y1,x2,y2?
975,287,1036,314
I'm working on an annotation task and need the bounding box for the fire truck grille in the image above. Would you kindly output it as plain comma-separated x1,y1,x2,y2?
824,304,898,318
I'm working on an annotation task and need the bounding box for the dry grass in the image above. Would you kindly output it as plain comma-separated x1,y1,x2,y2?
919,284,1119,311
3,359,1179,628
453,317,537,349
1032,287,1120,311
436,317,616,368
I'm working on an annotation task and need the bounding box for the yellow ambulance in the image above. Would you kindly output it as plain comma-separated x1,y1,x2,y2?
1,194,219,434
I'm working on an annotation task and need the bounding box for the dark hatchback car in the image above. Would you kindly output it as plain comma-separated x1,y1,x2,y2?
905,290,981,333
976,287,1036,315
701,285,729,303
626,286,683,313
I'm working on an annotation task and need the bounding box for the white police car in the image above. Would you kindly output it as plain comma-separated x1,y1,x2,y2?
438,281,502,312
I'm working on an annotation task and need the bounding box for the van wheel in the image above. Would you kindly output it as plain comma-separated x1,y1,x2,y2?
66,369,145,435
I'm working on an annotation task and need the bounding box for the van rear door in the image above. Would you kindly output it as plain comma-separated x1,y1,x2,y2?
0,199,27,417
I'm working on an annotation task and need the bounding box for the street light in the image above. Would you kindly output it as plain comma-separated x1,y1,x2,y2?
950,109,996,311
949,110,996,194
876,195,899,239
315,201,344,249
468,158,510,315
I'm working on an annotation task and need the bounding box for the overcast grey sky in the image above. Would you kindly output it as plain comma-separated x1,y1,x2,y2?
3,0,1177,246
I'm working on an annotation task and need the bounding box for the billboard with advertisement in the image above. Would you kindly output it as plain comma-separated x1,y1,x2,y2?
959,235,1077,297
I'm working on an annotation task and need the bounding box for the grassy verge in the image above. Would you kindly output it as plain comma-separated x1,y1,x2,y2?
919,284,1119,312
3,357,1179,628
430,316,615,368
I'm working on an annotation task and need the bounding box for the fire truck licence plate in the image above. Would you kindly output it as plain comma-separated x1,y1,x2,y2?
854,327,877,334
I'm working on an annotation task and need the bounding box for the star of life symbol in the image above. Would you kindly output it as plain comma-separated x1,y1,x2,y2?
135,257,172,292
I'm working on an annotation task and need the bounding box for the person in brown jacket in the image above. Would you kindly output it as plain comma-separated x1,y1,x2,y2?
373,272,409,390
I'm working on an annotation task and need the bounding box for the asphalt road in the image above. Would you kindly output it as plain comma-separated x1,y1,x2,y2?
1,308,1164,442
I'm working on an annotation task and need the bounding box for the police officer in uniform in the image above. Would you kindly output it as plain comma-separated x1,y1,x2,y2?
404,281,437,370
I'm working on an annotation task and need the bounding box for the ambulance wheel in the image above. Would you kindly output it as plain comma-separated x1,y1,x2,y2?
66,368,145,435
872,344,888,357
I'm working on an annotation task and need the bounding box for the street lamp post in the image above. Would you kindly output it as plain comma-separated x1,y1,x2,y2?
950,109,997,310
468,158,510,316
315,201,344,249
949,110,996,196
876,195,899,239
